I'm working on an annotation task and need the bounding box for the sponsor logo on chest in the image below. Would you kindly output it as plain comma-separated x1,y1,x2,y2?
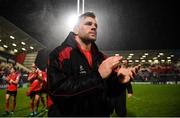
79,65,87,74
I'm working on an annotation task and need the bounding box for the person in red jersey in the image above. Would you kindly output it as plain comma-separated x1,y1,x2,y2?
39,69,47,111
26,63,42,116
5,66,20,115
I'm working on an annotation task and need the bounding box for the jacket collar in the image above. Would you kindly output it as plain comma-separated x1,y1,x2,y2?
62,32,77,49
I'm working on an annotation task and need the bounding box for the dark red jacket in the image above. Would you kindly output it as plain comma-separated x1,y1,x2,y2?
47,32,116,116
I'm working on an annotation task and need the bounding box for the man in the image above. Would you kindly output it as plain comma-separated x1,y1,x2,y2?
109,60,139,116
26,63,42,116
39,68,47,111
5,66,20,115
48,12,137,116
109,80,133,117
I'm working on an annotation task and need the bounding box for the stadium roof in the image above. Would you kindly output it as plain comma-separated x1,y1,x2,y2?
0,16,46,55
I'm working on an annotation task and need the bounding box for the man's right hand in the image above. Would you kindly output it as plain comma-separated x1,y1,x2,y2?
98,56,122,79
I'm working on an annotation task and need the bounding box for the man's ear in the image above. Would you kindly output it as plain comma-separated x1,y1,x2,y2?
73,25,79,35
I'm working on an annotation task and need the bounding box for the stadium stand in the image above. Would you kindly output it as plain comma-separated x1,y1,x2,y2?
0,16,46,89
104,50,180,84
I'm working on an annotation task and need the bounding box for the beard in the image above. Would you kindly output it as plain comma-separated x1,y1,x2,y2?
81,38,95,44
80,35,96,45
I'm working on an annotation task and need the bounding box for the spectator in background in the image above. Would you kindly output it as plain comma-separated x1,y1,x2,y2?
5,66,20,115
108,60,136,116
109,81,133,116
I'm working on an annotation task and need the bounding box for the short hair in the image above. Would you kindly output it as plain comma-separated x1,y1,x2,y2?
11,66,17,71
77,12,96,24
79,12,96,19
31,63,37,68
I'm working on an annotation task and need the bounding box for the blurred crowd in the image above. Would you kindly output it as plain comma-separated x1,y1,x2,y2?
134,63,180,84
1,61,180,89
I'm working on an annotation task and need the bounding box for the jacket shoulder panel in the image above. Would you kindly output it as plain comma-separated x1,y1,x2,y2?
58,47,73,64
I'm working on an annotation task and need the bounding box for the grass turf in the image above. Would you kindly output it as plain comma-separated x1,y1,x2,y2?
0,88,47,117
1,84,180,117
111,84,180,117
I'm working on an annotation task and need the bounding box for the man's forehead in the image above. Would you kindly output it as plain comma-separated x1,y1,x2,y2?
80,17,97,23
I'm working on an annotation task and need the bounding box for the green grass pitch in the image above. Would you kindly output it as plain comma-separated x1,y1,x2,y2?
111,84,180,117
1,84,180,117
0,88,47,117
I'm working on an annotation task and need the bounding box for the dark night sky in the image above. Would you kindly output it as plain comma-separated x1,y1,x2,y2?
0,0,179,51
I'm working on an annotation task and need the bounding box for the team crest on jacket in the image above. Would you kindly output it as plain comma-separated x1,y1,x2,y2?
79,65,87,74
